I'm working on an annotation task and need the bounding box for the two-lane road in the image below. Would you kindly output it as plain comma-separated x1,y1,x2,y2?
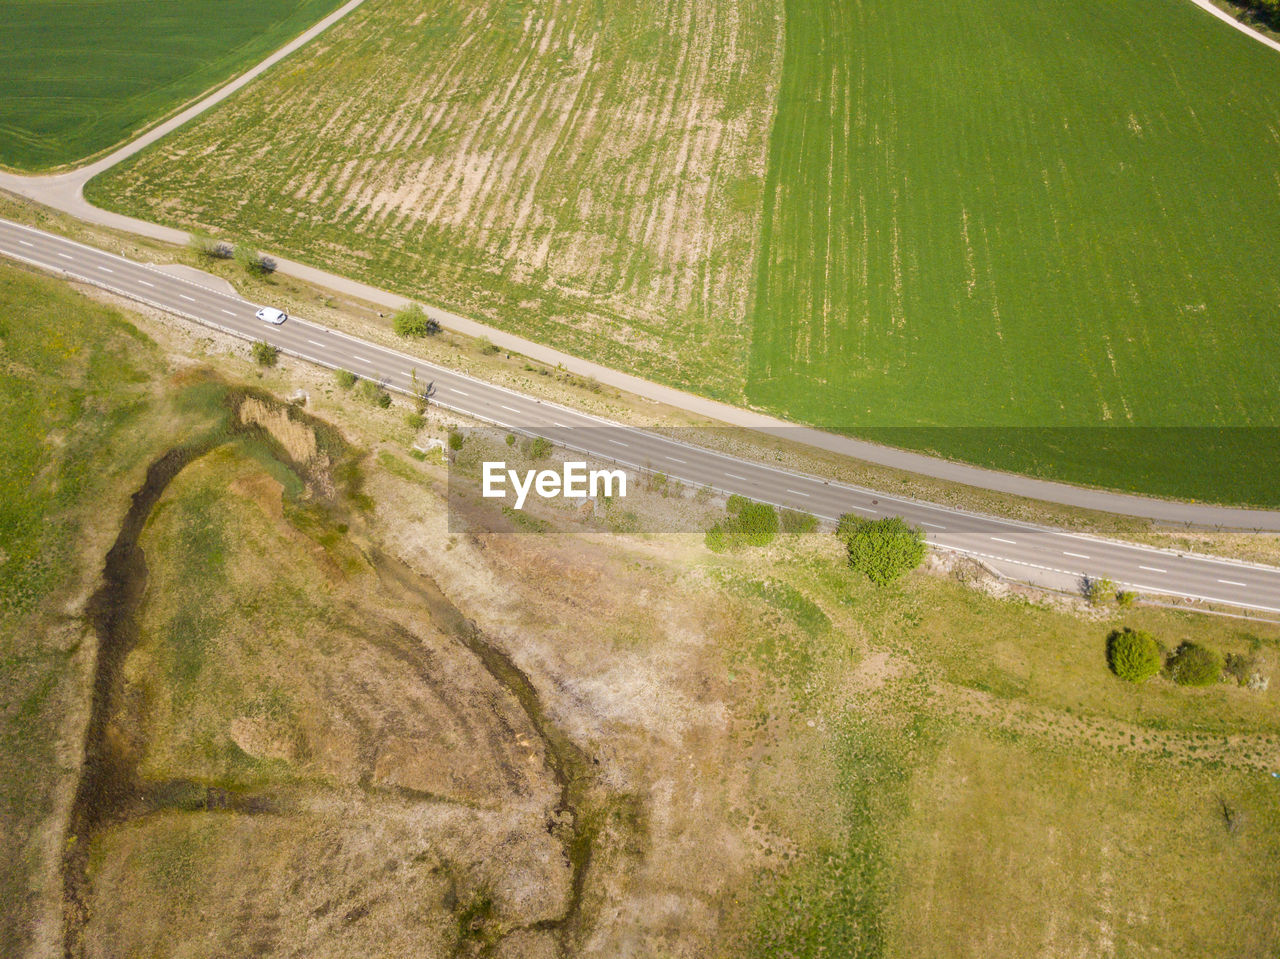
5,218,1280,613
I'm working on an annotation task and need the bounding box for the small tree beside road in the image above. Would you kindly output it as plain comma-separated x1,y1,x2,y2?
251,341,279,367
393,303,441,338
838,515,925,585
235,243,276,276
190,232,232,260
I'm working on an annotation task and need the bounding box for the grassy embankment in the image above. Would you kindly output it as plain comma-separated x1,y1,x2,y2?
0,261,205,957
713,539,1280,957
5,253,1278,954
90,0,1280,504
0,0,345,170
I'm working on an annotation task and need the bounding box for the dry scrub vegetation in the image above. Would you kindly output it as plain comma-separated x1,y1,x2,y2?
8,270,1280,956
92,0,783,398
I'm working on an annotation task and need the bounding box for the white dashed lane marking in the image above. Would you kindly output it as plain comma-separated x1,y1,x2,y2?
920,521,946,530
1063,551,1090,559
98,266,113,273
1139,565,1167,574
725,473,746,481
138,280,154,288
1219,579,1247,587
500,405,521,414
179,294,194,301
991,537,1017,545
786,489,811,497
18,240,32,247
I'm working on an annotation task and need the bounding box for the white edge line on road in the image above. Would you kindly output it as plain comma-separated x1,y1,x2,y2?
942,544,1280,614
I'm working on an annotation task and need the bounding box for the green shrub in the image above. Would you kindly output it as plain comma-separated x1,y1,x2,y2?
1084,576,1116,606
1223,651,1260,686
1106,627,1161,682
336,369,357,389
189,232,231,260
356,379,391,408
478,337,501,355
1116,590,1138,609
703,499,778,551
1166,642,1223,687
736,502,779,546
835,512,864,543
528,436,552,460
251,341,278,367
840,515,925,585
448,430,464,451
234,243,275,275
781,509,817,535
406,412,426,430
392,303,440,338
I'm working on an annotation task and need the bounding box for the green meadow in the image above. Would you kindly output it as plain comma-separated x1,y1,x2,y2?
749,0,1280,498
0,0,343,170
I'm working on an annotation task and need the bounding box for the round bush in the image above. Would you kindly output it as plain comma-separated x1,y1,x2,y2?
1166,642,1223,687
1106,627,1161,682
841,515,925,585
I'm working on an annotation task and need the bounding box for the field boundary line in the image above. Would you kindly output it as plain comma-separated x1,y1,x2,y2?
1187,0,1280,53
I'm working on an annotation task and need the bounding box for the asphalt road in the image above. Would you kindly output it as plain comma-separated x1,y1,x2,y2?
5,217,1280,614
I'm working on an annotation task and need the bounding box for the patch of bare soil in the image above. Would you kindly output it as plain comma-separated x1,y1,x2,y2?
68,391,602,957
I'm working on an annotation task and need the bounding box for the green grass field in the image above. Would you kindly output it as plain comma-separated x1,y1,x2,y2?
722,538,1280,956
0,262,176,957
750,0,1280,498
87,0,1280,503
0,0,344,170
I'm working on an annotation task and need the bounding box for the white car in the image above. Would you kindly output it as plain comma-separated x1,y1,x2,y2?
256,307,287,325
